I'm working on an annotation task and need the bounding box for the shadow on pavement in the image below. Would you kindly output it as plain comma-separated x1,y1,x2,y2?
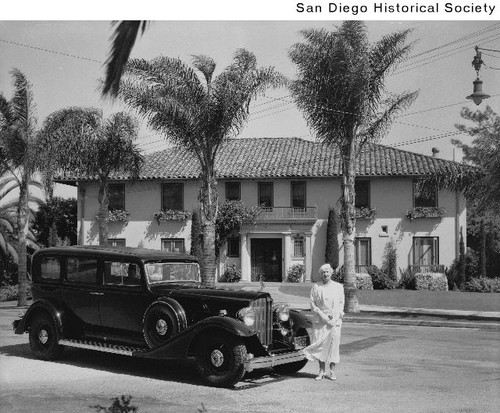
341,335,402,356
0,342,305,390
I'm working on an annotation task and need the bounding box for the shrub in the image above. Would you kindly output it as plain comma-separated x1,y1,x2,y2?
286,264,305,283
325,208,339,269
464,277,500,293
356,273,373,290
218,264,241,283
91,395,138,413
0,282,32,302
367,265,397,290
381,240,398,283
414,273,448,291
446,250,479,290
398,267,417,290
332,265,344,283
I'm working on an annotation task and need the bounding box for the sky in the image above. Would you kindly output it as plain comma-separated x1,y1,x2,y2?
1,17,500,196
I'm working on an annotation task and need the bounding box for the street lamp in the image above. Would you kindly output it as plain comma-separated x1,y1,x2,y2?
466,47,490,106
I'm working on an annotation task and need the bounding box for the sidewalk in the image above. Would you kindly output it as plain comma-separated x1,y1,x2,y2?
234,282,500,329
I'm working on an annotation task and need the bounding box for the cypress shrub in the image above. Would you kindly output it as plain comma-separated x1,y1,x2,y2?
325,207,339,269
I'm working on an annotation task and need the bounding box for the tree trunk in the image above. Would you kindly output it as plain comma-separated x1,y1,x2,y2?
16,177,29,307
341,146,359,313
480,220,487,278
97,180,110,246
199,165,218,287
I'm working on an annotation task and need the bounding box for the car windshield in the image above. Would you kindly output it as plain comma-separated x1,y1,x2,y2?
144,262,200,284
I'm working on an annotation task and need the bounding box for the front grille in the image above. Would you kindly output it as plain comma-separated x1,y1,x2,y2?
250,296,273,347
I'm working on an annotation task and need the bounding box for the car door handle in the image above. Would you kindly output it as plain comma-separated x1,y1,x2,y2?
89,292,104,296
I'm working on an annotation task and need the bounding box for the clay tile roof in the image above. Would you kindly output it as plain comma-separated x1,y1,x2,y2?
57,137,471,182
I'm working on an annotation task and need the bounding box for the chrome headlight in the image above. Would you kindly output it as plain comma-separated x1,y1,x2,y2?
237,307,256,327
275,304,290,322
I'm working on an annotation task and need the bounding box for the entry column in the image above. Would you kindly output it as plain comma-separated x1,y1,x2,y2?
305,231,312,282
240,232,251,282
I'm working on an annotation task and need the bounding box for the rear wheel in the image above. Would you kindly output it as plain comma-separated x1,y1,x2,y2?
29,313,63,361
195,332,247,387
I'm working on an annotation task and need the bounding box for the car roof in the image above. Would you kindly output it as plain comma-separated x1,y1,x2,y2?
33,245,197,262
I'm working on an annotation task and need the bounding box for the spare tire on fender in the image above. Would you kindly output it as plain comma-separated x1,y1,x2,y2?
143,299,187,348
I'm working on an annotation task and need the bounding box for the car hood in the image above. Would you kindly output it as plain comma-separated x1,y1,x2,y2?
149,283,271,303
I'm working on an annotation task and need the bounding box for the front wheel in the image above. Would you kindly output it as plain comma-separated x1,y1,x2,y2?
29,313,63,361
195,333,247,387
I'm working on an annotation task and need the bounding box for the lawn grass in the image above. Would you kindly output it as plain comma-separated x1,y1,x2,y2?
278,284,500,312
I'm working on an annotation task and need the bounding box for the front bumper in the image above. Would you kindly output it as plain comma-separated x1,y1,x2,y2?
244,350,306,373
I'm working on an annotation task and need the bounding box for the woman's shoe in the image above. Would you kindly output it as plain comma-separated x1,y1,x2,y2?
326,372,336,381
315,372,325,380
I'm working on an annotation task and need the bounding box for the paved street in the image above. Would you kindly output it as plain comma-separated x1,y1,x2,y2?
1,305,499,413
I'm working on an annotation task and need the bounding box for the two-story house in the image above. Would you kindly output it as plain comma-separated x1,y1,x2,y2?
58,137,469,283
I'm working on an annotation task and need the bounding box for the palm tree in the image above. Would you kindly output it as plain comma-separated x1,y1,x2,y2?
0,175,20,261
116,49,285,286
40,108,144,245
0,69,46,306
289,22,418,312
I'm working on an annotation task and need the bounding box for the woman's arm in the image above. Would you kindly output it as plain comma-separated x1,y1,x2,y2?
309,285,330,322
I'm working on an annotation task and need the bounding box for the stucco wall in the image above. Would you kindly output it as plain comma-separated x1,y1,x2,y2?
78,176,466,282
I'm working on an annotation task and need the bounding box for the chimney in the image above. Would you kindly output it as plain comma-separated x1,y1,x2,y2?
431,147,440,157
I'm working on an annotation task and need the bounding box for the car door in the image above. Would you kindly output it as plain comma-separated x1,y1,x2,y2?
98,260,151,333
61,256,101,327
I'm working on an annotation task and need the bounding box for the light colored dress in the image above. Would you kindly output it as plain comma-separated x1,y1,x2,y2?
303,280,345,364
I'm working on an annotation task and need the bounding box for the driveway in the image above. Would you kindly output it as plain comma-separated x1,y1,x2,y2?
1,305,499,413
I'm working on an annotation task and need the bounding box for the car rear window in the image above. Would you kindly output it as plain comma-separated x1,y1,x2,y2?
66,257,98,284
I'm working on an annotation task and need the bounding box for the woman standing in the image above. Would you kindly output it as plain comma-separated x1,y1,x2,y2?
303,263,345,380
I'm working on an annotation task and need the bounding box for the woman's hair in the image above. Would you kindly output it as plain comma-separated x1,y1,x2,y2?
319,263,333,275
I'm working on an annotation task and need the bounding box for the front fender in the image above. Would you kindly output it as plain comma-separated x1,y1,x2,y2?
13,299,63,337
136,316,257,359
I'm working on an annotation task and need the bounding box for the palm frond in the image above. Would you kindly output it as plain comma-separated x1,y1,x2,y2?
102,21,148,98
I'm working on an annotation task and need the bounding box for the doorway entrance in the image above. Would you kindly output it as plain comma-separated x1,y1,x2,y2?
250,238,282,282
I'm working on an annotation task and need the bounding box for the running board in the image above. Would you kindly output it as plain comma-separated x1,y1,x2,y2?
58,339,146,356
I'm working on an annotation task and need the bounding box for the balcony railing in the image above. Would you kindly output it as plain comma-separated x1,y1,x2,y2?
257,206,318,222
410,265,445,273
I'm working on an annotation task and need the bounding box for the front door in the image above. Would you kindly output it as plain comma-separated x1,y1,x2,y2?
251,238,282,282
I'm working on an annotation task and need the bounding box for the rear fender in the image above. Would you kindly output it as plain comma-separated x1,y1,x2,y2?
14,299,63,337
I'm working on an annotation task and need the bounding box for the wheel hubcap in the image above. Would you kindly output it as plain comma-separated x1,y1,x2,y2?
39,328,49,345
156,319,168,336
210,349,224,367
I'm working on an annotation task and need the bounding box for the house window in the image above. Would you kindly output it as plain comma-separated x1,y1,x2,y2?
413,237,439,266
413,179,438,208
227,236,240,258
225,182,241,201
355,180,370,208
162,183,184,211
291,181,306,209
258,182,273,208
293,235,305,258
355,238,372,272
109,183,125,210
161,238,185,253
108,238,126,247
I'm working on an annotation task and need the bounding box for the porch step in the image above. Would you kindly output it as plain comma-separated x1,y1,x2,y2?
58,339,146,356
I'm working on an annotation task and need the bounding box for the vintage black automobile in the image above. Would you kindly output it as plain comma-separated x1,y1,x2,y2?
13,246,311,387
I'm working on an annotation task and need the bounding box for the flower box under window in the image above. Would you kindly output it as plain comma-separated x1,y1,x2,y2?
405,207,446,221
154,209,192,223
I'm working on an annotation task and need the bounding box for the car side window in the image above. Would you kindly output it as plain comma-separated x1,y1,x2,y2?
104,261,141,286
40,257,61,281
66,257,98,284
